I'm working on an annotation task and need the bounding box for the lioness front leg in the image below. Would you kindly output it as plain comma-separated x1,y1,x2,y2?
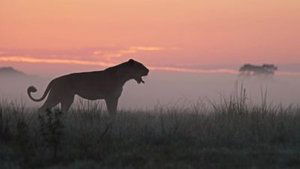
105,98,119,116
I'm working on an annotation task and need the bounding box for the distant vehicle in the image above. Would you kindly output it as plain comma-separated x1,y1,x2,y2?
239,64,278,76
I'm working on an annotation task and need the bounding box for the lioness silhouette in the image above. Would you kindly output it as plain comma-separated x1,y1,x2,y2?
27,59,149,115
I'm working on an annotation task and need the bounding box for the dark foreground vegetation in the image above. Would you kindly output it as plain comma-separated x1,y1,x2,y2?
0,95,300,169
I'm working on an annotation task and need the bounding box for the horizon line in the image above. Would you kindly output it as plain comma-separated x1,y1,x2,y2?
1,56,300,76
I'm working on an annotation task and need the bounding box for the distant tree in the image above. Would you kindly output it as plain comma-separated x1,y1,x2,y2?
239,64,278,76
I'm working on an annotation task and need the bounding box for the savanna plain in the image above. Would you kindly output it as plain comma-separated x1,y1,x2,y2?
1,72,300,169
1,90,300,169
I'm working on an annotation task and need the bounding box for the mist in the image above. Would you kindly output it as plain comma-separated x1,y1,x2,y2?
1,67,300,110
121,71,300,109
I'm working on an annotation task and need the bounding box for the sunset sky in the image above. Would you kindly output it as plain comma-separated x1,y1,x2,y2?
1,0,300,74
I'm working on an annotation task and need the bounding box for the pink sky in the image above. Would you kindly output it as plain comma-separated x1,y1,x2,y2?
0,0,300,74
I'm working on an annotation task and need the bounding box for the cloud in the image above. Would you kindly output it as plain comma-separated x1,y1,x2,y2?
0,55,239,74
0,46,166,68
0,47,266,75
149,66,238,74
130,46,164,51
0,56,114,67
92,46,164,61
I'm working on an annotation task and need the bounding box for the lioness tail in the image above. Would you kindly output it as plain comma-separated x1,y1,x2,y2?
27,81,53,102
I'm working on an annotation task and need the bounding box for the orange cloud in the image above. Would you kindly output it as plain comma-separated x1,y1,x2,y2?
0,56,239,74
92,46,164,61
0,56,114,67
3,55,300,76
149,66,238,74
130,46,163,51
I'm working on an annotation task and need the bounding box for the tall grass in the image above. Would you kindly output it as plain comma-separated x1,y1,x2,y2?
0,90,299,169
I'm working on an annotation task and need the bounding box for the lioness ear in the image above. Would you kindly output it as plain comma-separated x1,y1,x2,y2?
128,59,135,64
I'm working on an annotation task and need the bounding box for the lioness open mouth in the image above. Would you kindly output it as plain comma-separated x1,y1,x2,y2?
135,76,145,84
134,69,149,84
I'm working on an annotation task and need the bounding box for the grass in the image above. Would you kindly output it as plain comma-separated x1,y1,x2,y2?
0,92,300,169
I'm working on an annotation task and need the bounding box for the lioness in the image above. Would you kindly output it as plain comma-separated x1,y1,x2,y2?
27,59,149,115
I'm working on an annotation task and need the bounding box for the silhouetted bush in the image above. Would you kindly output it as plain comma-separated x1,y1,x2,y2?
0,105,13,144
38,109,64,160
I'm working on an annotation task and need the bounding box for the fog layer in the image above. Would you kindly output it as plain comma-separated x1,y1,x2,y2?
1,69,299,110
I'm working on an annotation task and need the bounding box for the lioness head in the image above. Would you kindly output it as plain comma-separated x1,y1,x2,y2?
125,59,149,84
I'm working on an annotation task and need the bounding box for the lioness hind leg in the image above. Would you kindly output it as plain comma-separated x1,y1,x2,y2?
38,96,60,112
61,95,74,112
